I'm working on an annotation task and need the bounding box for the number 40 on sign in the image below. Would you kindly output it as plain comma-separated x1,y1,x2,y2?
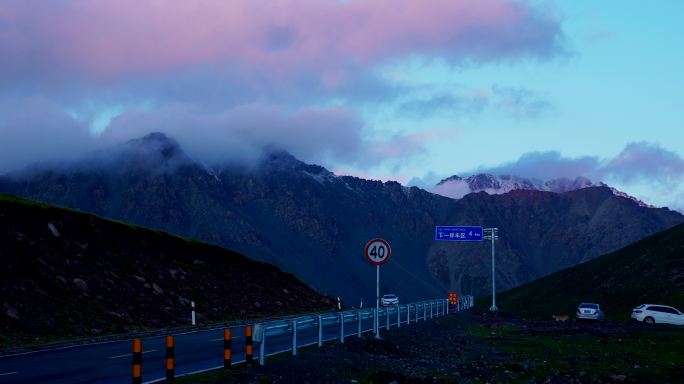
365,238,391,265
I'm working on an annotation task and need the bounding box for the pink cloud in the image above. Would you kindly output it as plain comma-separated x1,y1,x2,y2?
0,0,563,85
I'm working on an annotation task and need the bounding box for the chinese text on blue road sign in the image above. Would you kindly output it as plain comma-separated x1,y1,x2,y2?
435,226,483,241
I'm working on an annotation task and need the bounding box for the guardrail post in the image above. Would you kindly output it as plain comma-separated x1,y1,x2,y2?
318,315,323,347
446,300,450,315
423,303,427,321
259,332,266,366
357,311,362,337
165,335,175,381
245,325,253,364
407,305,411,325
397,305,401,327
430,302,434,318
132,338,142,384
386,308,390,329
292,320,298,356
223,329,232,368
339,313,345,343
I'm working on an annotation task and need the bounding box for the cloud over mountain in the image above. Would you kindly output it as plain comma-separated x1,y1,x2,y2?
0,0,566,175
432,142,684,211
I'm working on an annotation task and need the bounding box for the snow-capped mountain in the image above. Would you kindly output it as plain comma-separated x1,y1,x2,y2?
435,173,654,208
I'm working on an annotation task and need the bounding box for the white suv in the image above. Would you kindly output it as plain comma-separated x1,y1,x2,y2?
631,304,684,325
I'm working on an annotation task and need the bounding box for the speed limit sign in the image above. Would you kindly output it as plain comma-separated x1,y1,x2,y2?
365,238,391,265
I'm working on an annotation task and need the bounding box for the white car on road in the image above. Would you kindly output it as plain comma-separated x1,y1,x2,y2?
631,304,684,325
381,294,399,306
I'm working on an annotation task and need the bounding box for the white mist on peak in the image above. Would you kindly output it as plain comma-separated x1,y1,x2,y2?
432,173,655,208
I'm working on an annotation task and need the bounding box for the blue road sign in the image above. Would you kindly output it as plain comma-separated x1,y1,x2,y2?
435,226,483,241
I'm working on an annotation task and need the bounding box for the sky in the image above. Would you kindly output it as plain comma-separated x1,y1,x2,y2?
1,0,683,211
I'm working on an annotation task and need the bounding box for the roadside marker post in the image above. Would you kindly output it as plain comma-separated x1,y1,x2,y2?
245,325,253,364
165,336,175,381
223,329,232,368
132,338,142,384
364,238,391,339
191,301,196,326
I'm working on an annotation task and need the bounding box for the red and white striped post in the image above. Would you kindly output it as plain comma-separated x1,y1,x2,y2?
191,301,196,326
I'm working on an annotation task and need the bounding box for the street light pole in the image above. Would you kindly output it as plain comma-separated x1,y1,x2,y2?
484,228,499,311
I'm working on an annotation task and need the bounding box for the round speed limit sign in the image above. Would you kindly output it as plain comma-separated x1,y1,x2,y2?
364,238,391,265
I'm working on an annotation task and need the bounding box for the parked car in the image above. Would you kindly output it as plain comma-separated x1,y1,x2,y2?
575,303,605,321
381,294,399,306
631,304,684,325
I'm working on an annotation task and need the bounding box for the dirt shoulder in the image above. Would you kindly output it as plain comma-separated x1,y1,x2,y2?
178,307,684,384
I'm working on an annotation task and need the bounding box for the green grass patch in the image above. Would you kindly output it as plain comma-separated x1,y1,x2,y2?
465,325,684,383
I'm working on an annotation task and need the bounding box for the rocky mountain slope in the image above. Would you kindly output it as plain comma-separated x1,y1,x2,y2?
494,221,684,320
0,194,334,347
436,173,654,207
427,188,682,296
1,133,682,300
438,173,595,194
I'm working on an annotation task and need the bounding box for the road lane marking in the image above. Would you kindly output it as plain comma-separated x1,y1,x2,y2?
209,336,244,342
0,372,18,376
108,350,157,359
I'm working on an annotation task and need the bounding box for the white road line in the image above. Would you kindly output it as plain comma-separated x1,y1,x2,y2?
108,349,157,359
209,336,244,342
0,371,18,376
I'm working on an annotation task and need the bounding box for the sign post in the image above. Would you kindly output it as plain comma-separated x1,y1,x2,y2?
365,238,391,339
435,225,486,311
483,228,499,311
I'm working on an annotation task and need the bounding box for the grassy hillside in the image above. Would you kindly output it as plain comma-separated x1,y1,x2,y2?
491,222,684,321
0,194,334,348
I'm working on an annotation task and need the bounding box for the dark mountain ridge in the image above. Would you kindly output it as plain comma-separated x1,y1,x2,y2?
1,132,682,300
0,194,334,347
427,187,683,295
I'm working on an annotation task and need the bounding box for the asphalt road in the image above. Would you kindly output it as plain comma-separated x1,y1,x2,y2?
0,303,448,383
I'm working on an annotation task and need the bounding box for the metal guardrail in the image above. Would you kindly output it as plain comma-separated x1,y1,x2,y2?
254,295,474,365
